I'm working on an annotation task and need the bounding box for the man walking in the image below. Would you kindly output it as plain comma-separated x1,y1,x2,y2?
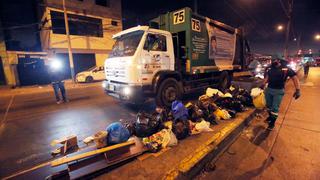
49,59,68,104
263,58,301,130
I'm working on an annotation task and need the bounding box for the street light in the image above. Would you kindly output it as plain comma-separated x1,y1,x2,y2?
277,25,284,31
315,34,320,41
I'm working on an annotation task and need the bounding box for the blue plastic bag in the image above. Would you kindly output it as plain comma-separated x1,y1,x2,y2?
171,100,188,121
106,122,130,145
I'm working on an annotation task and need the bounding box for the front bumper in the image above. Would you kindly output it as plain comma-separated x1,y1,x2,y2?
102,80,145,102
76,75,86,82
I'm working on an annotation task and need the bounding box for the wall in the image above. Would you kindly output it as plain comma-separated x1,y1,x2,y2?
44,0,122,20
40,0,122,53
95,53,109,67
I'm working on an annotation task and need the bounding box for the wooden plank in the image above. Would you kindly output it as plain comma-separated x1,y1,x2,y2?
51,140,135,167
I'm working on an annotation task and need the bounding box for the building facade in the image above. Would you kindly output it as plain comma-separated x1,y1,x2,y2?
0,0,122,86
40,0,122,74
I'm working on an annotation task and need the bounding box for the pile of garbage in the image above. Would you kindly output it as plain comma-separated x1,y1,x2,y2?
79,86,256,153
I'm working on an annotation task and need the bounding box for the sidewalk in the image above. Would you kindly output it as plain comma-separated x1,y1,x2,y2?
0,80,102,97
198,67,320,180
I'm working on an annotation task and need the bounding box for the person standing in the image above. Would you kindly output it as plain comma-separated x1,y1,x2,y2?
304,61,311,77
49,59,68,104
263,58,301,130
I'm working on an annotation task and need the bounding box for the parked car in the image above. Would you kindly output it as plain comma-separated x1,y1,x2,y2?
76,66,105,83
314,58,320,67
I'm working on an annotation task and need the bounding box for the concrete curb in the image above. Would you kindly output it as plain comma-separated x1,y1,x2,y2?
164,109,259,180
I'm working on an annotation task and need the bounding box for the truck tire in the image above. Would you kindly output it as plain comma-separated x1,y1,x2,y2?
156,78,182,107
219,71,231,91
86,76,93,83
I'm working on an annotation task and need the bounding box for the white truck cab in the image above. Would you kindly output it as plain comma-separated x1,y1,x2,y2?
103,26,175,102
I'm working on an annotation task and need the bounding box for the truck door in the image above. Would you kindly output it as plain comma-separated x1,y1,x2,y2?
141,33,172,81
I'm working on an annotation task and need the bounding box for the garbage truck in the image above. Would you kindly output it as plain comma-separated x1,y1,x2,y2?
103,7,250,106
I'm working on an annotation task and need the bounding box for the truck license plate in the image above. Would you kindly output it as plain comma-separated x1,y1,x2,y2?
109,84,115,91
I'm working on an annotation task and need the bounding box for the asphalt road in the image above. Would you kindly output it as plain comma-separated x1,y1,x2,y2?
0,84,155,178
198,67,320,180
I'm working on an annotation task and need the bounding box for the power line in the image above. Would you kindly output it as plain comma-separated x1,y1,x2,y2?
223,0,270,39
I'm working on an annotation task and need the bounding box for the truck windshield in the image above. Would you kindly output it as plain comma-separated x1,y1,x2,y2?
109,30,144,58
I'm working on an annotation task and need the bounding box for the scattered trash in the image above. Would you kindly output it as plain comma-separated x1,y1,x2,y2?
83,136,95,144
135,112,163,138
50,135,78,155
106,122,130,145
214,109,231,120
142,129,178,152
206,88,224,97
172,100,189,120
195,120,213,133
250,88,264,98
49,85,255,157
172,119,190,140
251,88,266,109
94,131,108,148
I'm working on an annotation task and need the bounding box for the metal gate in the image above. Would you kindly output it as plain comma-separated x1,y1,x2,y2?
17,54,50,86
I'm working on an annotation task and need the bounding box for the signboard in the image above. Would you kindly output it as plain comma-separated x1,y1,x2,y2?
191,18,201,32
205,20,236,66
173,10,185,25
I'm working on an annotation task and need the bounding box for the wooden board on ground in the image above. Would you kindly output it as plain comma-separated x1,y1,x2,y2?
11,137,147,179
68,137,148,179
51,140,135,167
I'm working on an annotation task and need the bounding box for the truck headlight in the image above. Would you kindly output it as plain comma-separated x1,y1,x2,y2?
123,87,131,95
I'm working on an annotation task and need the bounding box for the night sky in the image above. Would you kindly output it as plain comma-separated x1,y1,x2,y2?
0,0,319,55
122,0,320,55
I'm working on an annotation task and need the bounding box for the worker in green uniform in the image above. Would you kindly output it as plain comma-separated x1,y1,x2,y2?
263,58,301,130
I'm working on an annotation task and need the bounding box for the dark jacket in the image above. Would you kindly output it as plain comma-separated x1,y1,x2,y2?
49,69,64,83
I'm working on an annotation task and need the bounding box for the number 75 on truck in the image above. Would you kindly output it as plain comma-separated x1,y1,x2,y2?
102,7,251,107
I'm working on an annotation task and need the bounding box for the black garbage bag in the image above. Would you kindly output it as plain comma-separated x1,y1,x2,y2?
226,109,237,118
215,97,245,112
172,119,190,140
237,89,253,107
207,113,218,125
197,96,219,124
135,112,164,138
187,103,205,122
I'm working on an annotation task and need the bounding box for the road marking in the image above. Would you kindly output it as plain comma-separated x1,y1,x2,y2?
0,94,15,127
2,161,50,180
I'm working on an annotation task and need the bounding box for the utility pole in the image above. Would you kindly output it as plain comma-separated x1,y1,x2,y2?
62,0,75,83
194,0,198,14
284,0,293,59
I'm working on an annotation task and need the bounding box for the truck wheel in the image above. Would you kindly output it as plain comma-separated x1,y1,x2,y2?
156,78,182,107
219,71,231,91
85,76,93,83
